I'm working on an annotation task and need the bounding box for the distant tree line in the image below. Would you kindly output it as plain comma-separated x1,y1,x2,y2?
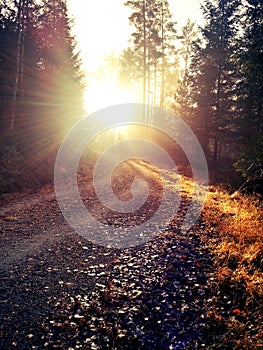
123,0,262,193
0,0,262,194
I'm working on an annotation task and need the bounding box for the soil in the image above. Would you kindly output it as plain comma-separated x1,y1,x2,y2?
0,161,224,349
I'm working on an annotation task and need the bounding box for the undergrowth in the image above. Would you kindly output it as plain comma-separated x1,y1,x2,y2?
201,186,263,349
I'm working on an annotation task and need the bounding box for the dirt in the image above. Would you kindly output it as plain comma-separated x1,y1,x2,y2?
0,162,222,349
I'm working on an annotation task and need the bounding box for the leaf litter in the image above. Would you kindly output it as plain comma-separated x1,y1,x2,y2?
34,224,217,350
1,164,256,349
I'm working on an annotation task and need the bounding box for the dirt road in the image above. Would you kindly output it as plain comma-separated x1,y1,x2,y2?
0,162,215,349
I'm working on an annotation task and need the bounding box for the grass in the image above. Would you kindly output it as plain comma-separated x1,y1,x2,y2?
204,187,262,288
1,142,262,348
200,186,263,349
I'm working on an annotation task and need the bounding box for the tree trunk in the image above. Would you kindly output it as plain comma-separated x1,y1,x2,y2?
10,0,25,131
214,136,218,169
143,0,147,107
160,1,165,108
154,61,157,106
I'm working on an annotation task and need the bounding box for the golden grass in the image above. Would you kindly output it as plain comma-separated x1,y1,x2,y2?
201,186,263,348
204,187,262,271
205,188,262,293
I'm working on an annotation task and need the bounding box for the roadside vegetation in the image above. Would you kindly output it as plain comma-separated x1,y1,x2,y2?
201,186,262,349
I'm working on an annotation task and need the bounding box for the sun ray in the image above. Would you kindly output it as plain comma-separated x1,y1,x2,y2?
84,76,138,114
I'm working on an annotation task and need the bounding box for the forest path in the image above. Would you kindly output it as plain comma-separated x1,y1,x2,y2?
0,187,67,269
0,160,214,349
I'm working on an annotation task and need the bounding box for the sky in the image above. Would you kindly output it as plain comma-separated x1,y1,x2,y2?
67,0,204,72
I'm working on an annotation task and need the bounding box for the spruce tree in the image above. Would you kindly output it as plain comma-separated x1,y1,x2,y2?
234,0,263,192
35,0,84,134
188,0,241,165
0,0,85,190
237,0,263,136
173,20,197,122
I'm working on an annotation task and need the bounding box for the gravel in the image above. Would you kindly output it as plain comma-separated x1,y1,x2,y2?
0,165,226,349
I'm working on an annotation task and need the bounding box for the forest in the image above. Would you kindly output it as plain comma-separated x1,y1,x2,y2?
0,0,85,192
0,0,262,194
0,0,262,349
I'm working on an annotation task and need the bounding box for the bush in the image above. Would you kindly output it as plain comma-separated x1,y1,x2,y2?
234,134,263,194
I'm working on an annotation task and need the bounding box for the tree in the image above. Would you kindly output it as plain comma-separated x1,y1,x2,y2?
234,134,263,193
119,47,144,92
124,0,147,103
10,0,25,130
0,3,17,130
35,0,84,132
173,20,198,121
236,0,263,138
188,0,241,165
157,0,177,108
0,0,84,132
179,20,197,79
124,0,176,108
0,0,27,130
0,0,85,191
233,0,263,193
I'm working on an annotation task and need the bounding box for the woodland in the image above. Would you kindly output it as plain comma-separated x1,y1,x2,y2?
0,0,262,194
0,1,262,349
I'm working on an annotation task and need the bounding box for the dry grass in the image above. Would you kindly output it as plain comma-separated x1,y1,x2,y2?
204,187,262,279
201,186,263,349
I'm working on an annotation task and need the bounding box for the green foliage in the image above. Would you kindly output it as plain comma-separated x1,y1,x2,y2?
0,0,85,131
0,129,55,193
235,0,263,137
234,134,263,192
187,0,241,159
172,20,197,122
173,1,262,193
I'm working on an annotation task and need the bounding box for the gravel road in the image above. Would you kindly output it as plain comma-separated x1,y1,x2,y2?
0,162,217,349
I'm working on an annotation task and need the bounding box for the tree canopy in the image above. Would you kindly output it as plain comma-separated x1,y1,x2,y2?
0,0,262,194
0,0,85,192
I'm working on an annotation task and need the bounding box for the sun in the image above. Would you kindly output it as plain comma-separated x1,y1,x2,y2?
84,76,138,113
67,0,133,72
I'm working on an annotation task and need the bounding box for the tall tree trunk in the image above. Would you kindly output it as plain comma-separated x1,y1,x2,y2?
19,0,28,112
260,100,263,134
143,0,147,107
160,1,165,108
11,0,25,131
154,61,157,106
214,136,218,169
184,42,189,78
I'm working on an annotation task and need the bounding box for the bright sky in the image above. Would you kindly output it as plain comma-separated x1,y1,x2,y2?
67,0,203,72
66,0,203,112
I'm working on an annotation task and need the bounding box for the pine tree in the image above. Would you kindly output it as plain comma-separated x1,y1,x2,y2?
0,2,17,130
234,0,263,192
237,0,263,137
188,0,241,165
124,0,147,103
157,0,177,108
173,20,197,121
35,0,84,133
124,0,176,108
0,0,85,190
0,0,28,130
0,0,84,132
